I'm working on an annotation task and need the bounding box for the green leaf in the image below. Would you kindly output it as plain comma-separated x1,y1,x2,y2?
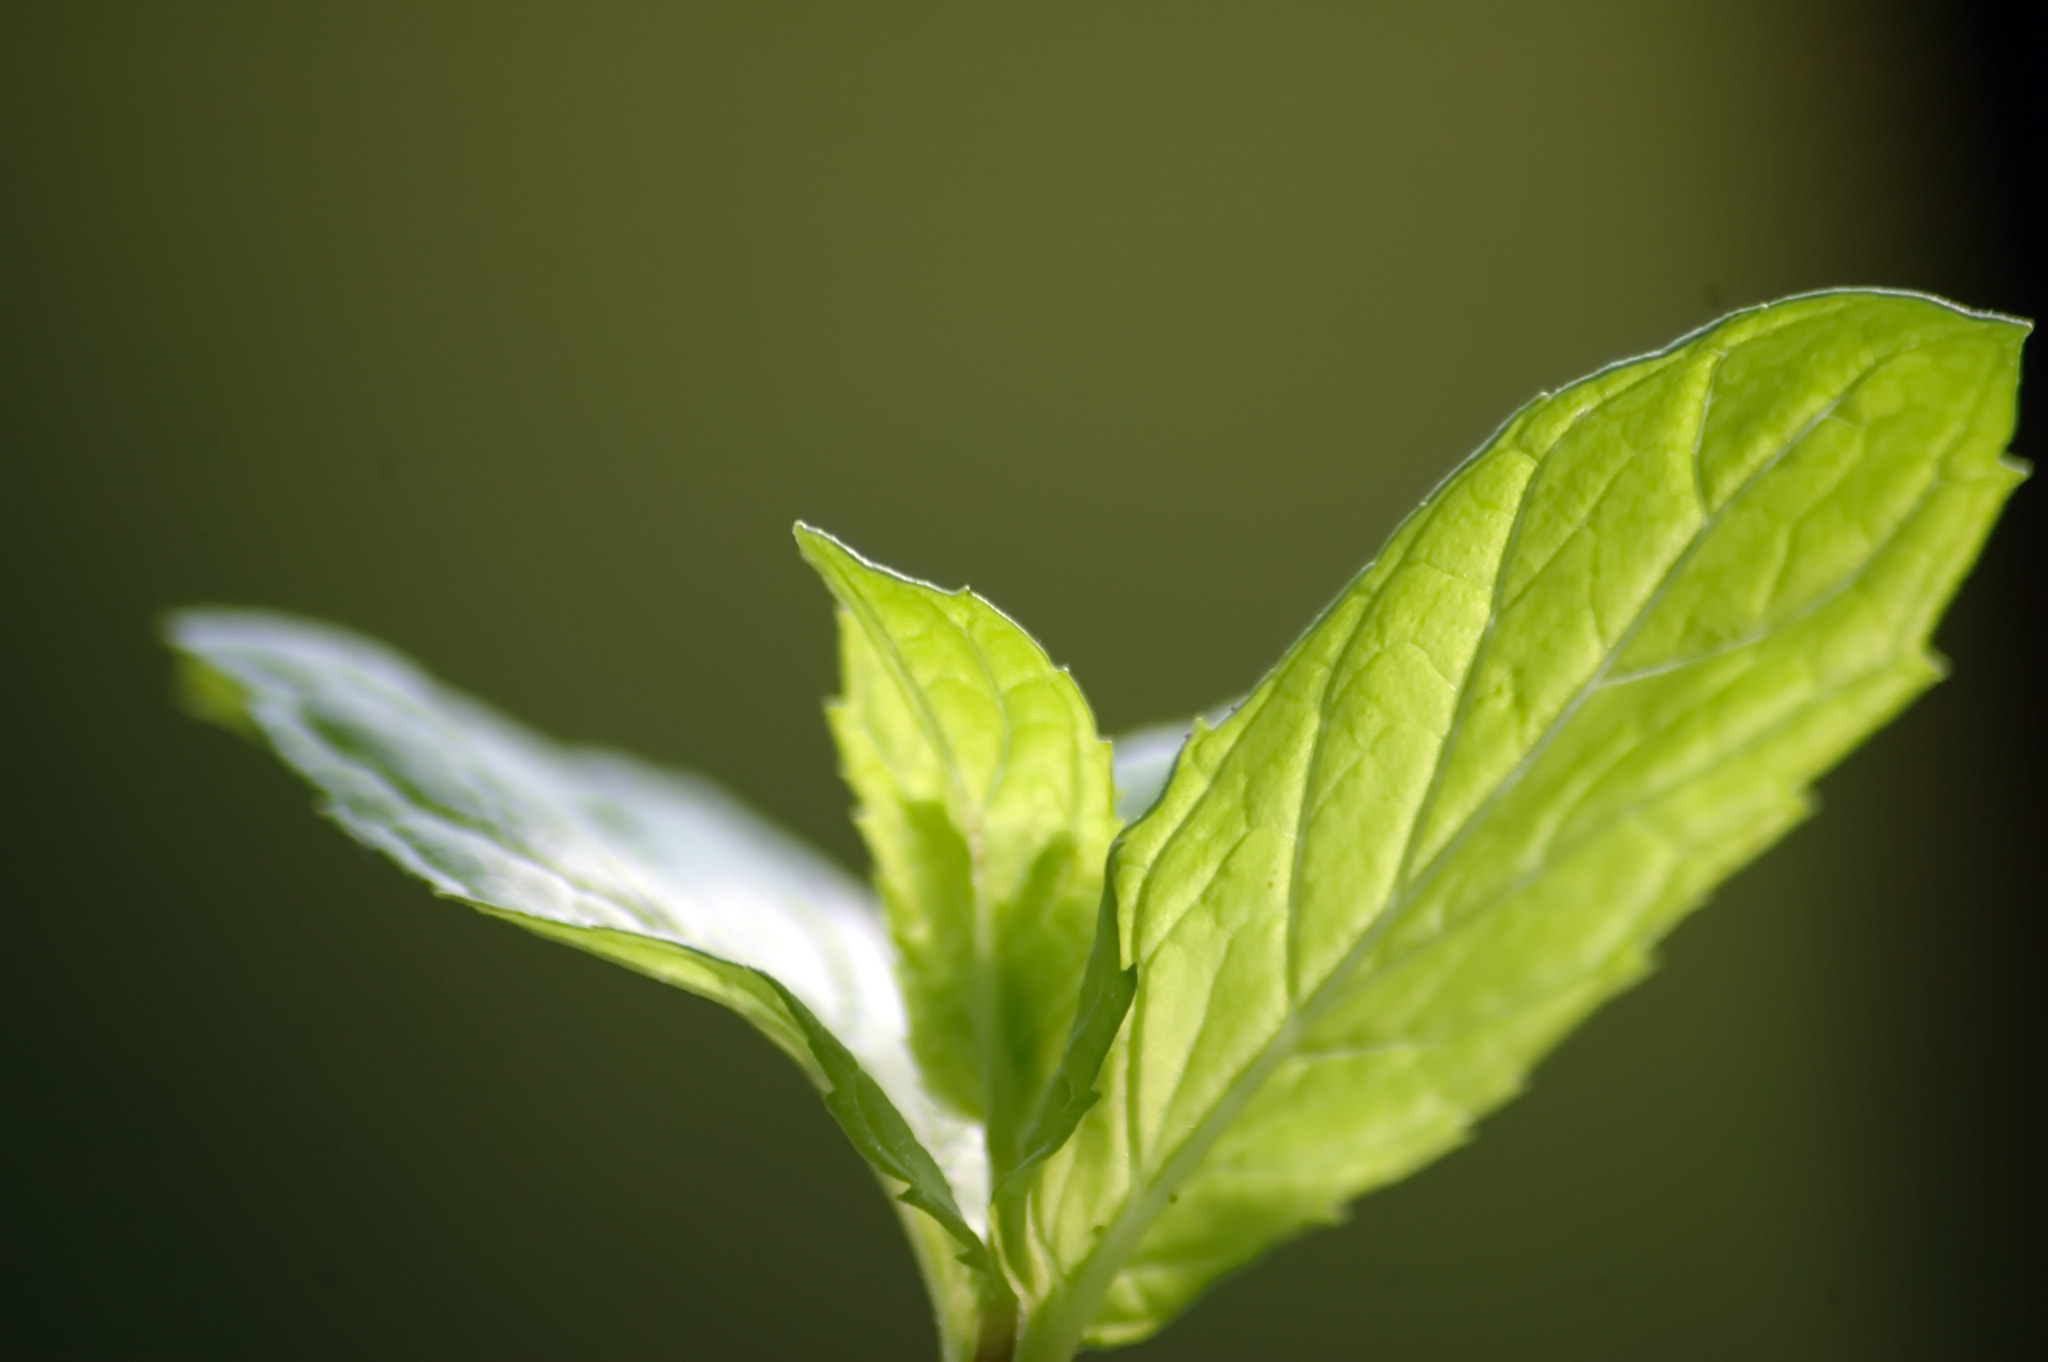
166,611,994,1357
765,976,991,1273
797,526,1121,1179
1012,290,2028,1356
987,716,1235,1205
997,865,1136,1198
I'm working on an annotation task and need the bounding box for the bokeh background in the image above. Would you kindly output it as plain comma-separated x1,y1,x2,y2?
5,3,2041,1358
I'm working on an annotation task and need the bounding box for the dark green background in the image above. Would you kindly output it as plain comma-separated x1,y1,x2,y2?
5,3,2040,1358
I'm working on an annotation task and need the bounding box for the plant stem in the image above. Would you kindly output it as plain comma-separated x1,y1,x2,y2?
972,1285,1019,1362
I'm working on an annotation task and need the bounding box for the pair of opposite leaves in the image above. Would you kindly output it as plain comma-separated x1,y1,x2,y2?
173,291,2027,1362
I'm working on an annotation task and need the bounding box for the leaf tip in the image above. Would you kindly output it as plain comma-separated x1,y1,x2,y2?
790,518,841,567
161,610,261,739
172,653,260,739
793,522,897,608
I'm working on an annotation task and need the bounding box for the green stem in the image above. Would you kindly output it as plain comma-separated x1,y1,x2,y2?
972,1275,1020,1362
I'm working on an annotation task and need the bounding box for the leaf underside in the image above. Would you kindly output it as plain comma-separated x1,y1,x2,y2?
166,612,994,1351
1011,290,2027,1355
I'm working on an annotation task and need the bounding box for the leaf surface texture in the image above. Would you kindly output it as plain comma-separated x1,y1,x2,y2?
799,527,1120,1177
1012,291,2028,1353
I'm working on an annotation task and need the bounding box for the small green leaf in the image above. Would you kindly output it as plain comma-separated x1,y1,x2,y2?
766,977,990,1273
797,526,1120,1179
1013,290,2028,1355
998,867,1136,1197
166,611,994,1357
989,718,1231,1205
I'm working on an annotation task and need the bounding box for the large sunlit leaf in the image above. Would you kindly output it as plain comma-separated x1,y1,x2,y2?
797,527,1120,1177
1012,290,2028,1355
166,611,995,1354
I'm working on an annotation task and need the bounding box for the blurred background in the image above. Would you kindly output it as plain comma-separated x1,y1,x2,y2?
3,2,2040,1357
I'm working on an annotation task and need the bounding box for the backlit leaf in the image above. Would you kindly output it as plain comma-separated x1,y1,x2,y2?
798,526,1120,1179
1011,290,2028,1355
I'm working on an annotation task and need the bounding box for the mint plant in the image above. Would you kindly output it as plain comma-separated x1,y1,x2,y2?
170,290,2027,1360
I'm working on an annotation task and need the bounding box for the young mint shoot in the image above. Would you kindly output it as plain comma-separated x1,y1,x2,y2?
169,290,2028,1361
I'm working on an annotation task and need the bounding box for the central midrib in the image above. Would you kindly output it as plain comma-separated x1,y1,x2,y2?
848,587,1029,1174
